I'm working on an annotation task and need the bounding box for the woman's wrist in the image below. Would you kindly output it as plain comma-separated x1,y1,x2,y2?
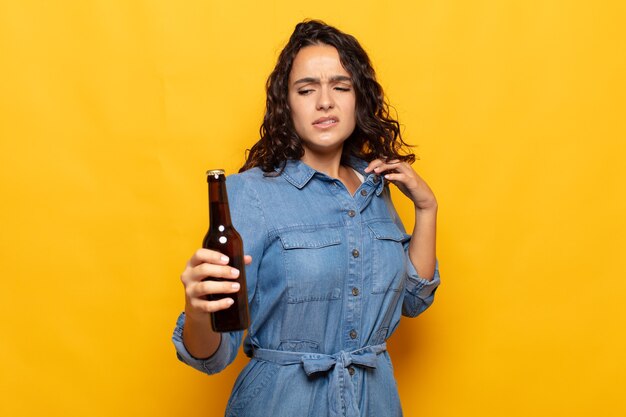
414,200,438,215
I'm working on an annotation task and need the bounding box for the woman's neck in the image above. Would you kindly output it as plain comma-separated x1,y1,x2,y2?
300,149,361,195
301,148,343,178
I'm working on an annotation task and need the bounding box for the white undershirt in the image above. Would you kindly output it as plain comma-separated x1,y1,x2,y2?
353,169,365,184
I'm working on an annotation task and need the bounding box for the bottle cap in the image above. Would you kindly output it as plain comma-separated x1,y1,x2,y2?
206,169,225,179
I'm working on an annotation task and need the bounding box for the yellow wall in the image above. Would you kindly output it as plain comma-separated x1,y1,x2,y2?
1,1,625,416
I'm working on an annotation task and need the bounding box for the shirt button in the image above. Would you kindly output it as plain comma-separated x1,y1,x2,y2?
347,210,356,217
352,287,360,296
352,249,360,258
349,329,358,339
373,175,380,184
348,367,355,376
360,189,368,196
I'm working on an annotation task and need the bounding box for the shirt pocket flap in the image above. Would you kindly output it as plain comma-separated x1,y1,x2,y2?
278,228,342,249
366,221,409,242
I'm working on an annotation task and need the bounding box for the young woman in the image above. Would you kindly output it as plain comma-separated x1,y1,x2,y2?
173,20,440,417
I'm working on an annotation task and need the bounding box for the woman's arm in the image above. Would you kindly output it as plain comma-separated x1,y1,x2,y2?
365,159,437,280
180,250,252,359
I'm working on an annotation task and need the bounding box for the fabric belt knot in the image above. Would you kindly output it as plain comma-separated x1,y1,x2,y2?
253,343,387,417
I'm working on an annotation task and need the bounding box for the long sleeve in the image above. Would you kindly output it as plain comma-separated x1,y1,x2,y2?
402,259,440,317
172,313,244,375
383,188,441,318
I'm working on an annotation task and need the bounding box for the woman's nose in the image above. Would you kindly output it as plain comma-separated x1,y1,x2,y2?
316,87,334,110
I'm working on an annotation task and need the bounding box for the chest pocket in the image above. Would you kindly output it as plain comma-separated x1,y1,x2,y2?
367,221,409,294
278,227,344,303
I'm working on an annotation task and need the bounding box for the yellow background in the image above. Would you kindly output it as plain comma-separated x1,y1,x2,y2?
1,1,625,416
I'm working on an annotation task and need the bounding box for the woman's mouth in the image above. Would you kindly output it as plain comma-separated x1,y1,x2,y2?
312,117,339,128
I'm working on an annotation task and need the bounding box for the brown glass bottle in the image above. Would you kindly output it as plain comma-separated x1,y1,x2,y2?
202,169,250,332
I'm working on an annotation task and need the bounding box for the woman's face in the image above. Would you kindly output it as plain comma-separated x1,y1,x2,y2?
288,44,356,159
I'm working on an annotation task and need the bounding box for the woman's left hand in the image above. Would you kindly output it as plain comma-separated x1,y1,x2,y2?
365,159,437,211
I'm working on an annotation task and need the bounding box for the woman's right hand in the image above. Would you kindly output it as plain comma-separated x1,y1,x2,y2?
180,248,252,320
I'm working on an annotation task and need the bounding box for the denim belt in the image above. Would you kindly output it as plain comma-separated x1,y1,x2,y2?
252,342,387,417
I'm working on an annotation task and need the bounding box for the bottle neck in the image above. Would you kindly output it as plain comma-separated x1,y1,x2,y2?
208,176,232,226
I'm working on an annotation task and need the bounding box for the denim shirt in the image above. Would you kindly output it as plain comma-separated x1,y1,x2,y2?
172,158,440,417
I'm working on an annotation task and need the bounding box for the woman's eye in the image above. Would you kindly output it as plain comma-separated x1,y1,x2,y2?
335,86,352,92
297,89,314,95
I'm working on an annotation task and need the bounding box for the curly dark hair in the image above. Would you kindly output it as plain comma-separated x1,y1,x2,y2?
240,19,415,173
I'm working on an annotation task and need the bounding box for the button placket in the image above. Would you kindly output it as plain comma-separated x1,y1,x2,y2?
331,181,363,352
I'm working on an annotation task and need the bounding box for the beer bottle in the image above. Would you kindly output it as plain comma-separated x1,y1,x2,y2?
202,169,250,332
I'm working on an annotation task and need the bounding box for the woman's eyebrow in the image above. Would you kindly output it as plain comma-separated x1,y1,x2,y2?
293,77,319,85
293,75,352,85
330,75,352,83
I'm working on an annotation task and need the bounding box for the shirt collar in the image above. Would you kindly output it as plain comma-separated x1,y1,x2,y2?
277,160,317,189
277,158,386,196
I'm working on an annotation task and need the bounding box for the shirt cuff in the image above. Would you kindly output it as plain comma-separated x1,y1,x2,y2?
172,312,232,375
405,259,441,299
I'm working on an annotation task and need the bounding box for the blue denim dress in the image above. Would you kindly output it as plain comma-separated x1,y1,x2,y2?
173,158,440,417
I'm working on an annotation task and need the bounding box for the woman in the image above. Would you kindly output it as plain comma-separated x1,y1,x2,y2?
173,20,440,417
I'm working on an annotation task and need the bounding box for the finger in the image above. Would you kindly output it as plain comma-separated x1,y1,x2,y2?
188,248,230,268
189,279,241,299
188,263,241,283
385,172,422,192
373,165,399,176
195,263,241,280
373,160,406,172
376,162,416,179
382,172,407,183
190,297,235,314
244,255,252,265
364,158,386,173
